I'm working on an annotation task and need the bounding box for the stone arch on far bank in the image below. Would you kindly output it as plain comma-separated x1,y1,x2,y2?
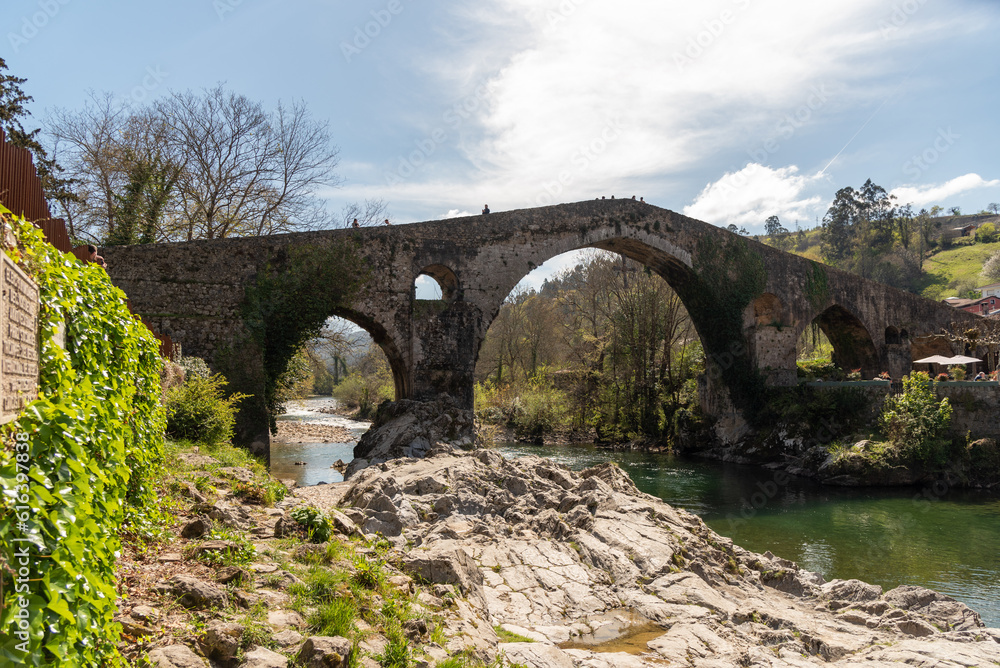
802,304,881,378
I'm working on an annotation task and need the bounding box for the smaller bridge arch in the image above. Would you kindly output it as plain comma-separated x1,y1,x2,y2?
414,263,460,302
807,304,881,378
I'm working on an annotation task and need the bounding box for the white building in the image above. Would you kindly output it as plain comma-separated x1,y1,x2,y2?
979,283,1000,298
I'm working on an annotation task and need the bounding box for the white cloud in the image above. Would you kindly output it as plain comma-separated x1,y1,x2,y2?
442,0,914,205
337,1,995,223
683,163,824,228
443,209,477,218
891,174,1000,208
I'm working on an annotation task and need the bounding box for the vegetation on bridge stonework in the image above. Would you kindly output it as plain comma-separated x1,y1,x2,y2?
804,261,830,311
0,207,165,666
688,234,768,415
239,241,368,429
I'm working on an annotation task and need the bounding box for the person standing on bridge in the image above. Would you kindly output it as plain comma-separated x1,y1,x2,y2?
482,204,490,215
352,218,360,228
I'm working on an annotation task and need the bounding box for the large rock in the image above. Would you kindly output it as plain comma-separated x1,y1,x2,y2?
883,584,983,631
498,643,575,668
346,396,473,477
401,545,486,608
242,646,289,668
201,620,243,662
146,645,208,668
295,636,353,668
154,574,229,609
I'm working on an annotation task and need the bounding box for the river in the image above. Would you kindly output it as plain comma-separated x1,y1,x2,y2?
272,398,1000,627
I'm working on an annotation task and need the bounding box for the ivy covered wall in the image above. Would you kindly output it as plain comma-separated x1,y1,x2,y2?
0,207,165,667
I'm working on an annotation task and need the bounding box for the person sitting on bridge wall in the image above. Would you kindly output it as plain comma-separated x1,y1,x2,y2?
482,204,490,215
87,244,107,269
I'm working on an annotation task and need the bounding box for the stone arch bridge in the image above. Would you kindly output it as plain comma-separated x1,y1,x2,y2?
104,200,979,455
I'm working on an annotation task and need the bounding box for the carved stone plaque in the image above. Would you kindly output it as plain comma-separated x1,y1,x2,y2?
1,251,39,423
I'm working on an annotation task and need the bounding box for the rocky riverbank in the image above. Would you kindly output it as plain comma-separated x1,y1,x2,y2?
129,441,1000,667
689,432,1000,489
273,420,355,444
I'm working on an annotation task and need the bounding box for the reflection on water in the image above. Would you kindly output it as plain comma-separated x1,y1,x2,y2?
499,442,1000,628
269,397,370,487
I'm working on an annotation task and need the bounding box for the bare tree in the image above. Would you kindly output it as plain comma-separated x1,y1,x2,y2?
46,85,358,243
157,87,342,240
47,92,134,240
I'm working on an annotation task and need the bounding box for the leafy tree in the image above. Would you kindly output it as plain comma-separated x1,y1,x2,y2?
474,252,701,440
949,206,962,216
880,372,952,467
764,215,782,236
896,203,914,249
976,222,998,244
988,203,999,215
106,152,182,245
820,186,858,262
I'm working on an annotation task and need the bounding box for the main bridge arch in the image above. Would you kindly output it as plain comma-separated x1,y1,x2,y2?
102,199,982,454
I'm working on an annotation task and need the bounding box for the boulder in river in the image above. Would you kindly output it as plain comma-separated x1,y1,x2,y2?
346,395,474,477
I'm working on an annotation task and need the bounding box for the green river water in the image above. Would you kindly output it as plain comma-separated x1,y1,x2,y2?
499,443,1000,627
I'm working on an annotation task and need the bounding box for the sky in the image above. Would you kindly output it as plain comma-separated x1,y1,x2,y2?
4,0,1000,292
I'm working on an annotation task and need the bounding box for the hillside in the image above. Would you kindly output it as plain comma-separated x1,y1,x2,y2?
761,218,1000,303
914,239,1000,301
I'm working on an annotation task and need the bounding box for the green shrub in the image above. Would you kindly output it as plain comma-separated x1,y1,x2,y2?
190,532,256,567
352,555,386,591
305,566,348,601
976,222,998,243
796,358,844,380
880,372,952,466
290,505,333,543
231,478,287,505
165,374,248,446
512,383,570,439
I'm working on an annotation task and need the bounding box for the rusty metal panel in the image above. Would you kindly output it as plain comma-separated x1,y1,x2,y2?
0,130,75,252
0,129,51,223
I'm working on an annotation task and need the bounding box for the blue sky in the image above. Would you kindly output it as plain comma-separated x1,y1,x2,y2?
4,0,1000,290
